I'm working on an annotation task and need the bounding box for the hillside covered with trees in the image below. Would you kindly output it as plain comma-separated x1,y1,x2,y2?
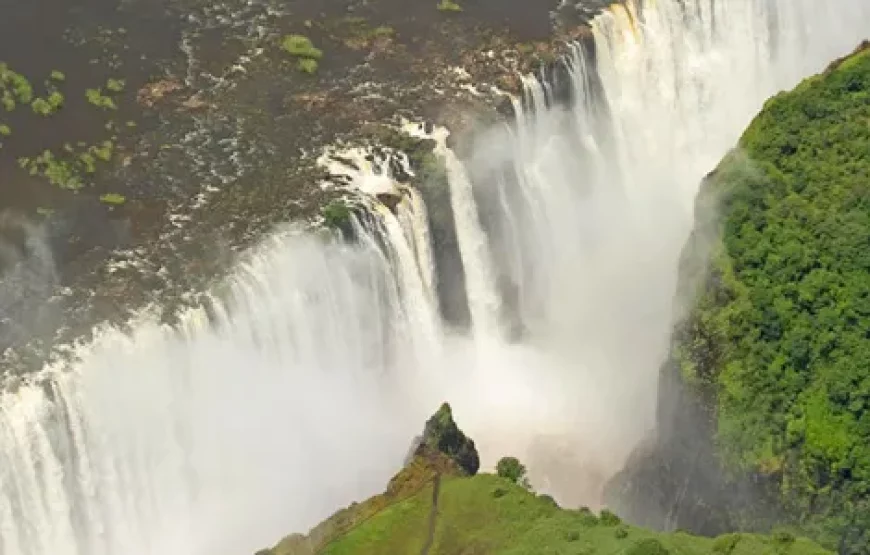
610,41,870,553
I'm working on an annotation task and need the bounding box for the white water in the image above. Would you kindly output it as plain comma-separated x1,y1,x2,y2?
1,1,869,554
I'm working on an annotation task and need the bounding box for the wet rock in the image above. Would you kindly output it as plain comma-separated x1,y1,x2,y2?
137,79,184,107
414,402,480,476
376,192,402,212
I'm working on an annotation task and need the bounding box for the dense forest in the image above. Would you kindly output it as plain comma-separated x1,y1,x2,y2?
673,42,870,551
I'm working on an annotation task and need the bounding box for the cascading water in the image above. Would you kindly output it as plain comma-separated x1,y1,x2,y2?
1,1,869,553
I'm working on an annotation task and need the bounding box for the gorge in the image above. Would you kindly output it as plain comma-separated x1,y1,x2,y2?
1,1,870,554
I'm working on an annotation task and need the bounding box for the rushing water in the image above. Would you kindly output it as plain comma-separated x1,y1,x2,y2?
2,1,870,554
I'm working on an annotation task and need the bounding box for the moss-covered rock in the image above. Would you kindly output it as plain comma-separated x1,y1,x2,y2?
414,402,479,476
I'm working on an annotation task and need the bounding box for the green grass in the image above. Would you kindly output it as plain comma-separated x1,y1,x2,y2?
99,193,126,205
311,474,830,555
281,35,323,60
436,0,463,12
85,88,117,110
674,42,870,549
297,58,319,74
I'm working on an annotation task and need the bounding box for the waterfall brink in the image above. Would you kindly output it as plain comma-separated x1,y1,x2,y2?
2,1,870,553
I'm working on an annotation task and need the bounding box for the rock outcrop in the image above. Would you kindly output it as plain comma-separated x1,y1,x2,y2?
413,402,479,476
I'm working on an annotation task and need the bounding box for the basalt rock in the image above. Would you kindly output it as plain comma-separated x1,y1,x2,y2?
414,402,480,476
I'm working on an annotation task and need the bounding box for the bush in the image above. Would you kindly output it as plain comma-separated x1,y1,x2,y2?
576,506,599,526
297,58,319,74
614,526,628,539
322,200,352,229
599,508,621,526
625,538,670,555
712,534,741,554
496,456,528,485
281,34,323,60
436,0,462,12
564,530,580,542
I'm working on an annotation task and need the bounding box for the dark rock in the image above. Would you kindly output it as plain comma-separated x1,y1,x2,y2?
414,402,480,476
376,192,402,213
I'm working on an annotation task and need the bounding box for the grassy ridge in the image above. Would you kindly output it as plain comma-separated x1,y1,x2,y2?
674,42,870,549
301,474,829,554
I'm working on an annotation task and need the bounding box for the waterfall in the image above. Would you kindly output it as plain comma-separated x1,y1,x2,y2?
2,1,869,553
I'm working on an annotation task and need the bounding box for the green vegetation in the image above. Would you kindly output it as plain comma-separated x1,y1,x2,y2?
674,43,870,550
49,70,66,82
0,124,10,136
18,140,114,190
0,63,34,110
261,473,831,555
105,78,125,92
99,193,126,205
495,456,529,487
86,87,118,110
30,90,63,116
322,200,352,229
297,58,319,74
436,0,463,13
327,17,395,50
255,405,831,555
281,34,323,73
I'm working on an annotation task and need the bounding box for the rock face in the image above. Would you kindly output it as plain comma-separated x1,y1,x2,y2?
414,402,480,476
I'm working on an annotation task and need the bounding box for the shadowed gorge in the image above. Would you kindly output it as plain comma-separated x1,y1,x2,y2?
0,0,869,554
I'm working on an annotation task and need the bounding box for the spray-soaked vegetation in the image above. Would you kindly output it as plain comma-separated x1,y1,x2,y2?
675,43,870,550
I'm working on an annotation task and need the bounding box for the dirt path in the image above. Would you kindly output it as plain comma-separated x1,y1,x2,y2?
420,474,442,555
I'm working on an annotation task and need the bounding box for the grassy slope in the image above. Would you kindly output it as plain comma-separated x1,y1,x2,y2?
674,42,870,548
318,474,829,555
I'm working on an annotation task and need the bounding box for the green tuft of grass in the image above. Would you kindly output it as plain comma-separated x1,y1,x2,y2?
99,193,126,205
297,58,319,74
106,78,125,92
281,34,323,60
0,124,10,136
86,88,117,110
436,0,463,12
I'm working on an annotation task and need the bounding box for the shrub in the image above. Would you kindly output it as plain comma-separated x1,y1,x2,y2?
496,456,528,486
625,538,670,555
599,508,621,526
614,526,628,539
576,506,599,526
436,0,462,12
99,193,126,205
297,58,319,74
281,34,323,60
712,534,741,554
322,200,352,229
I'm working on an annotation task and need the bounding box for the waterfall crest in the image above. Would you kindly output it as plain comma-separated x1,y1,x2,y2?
2,1,869,553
